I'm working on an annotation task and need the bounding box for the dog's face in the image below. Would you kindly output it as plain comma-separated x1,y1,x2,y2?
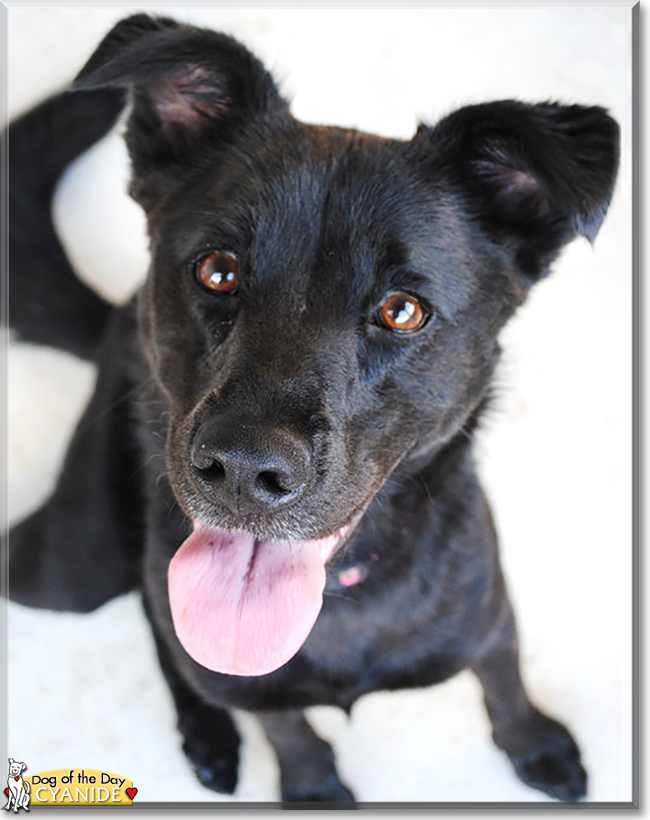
8,761,24,778
76,15,618,677
141,124,512,542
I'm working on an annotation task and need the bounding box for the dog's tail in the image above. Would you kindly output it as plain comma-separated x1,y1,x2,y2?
7,87,125,360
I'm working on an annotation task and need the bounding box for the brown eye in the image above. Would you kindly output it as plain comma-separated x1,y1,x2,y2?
376,293,428,333
196,251,239,293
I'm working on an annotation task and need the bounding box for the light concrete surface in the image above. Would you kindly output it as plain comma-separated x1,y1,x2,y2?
6,5,633,807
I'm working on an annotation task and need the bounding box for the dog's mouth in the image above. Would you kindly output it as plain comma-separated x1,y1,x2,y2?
168,521,352,677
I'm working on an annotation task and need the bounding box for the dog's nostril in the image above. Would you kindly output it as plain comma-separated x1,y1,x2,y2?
256,470,295,497
194,457,226,484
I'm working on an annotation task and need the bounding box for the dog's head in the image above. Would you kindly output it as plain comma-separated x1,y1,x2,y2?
76,15,619,677
8,760,25,778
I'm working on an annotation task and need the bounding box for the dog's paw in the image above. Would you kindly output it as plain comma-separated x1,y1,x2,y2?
190,757,239,795
282,774,356,809
512,736,586,802
500,712,587,802
182,736,239,794
178,706,240,794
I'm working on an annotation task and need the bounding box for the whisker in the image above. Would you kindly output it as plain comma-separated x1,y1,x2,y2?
323,590,360,604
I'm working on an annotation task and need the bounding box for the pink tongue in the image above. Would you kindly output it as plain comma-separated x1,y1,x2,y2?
168,524,344,677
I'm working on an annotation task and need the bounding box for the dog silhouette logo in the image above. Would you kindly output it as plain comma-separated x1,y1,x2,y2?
4,760,30,813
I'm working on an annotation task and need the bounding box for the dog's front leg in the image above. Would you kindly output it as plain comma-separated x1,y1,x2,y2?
255,709,355,807
145,611,241,795
470,601,587,802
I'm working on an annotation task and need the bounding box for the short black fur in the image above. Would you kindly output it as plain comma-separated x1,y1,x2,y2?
7,15,619,804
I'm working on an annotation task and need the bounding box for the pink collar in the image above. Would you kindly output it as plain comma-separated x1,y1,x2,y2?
337,553,378,587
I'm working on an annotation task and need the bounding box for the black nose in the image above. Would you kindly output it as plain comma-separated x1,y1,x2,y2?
190,416,312,515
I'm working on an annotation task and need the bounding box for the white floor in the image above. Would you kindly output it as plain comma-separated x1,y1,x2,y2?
6,6,633,809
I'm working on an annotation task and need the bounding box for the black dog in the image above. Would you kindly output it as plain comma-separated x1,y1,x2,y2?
7,14,619,805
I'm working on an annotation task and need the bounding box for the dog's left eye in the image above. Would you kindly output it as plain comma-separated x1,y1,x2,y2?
196,251,239,294
375,293,429,333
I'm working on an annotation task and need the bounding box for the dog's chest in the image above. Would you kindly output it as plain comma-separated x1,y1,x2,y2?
309,593,464,687
237,580,470,710
202,612,466,714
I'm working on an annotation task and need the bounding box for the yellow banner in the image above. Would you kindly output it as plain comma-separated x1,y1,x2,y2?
25,769,136,806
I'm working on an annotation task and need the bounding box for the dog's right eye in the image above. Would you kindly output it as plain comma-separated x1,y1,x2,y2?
196,251,240,294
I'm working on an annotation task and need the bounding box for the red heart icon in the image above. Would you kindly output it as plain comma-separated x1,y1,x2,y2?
126,788,137,800
14,777,19,782
4,788,8,796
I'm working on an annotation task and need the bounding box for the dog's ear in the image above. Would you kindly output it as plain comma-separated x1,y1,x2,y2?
74,14,288,207
414,101,619,282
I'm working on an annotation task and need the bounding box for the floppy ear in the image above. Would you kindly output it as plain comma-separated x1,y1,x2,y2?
415,101,619,282
74,14,288,207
